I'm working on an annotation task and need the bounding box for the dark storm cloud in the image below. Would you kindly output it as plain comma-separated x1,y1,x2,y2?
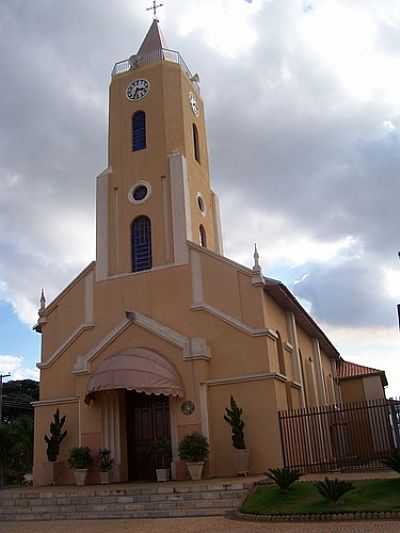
0,0,399,330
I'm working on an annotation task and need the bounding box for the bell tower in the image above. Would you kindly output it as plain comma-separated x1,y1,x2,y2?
96,20,224,280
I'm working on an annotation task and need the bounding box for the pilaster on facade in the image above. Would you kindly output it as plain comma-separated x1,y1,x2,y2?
96,167,112,281
168,152,192,265
313,338,328,405
287,311,306,407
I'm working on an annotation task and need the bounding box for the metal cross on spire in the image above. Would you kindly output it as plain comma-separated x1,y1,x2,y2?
147,0,164,21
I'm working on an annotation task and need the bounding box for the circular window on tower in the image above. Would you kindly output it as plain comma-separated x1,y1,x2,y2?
196,193,207,216
128,180,152,205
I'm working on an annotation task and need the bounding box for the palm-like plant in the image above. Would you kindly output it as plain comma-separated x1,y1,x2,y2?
265,467,302,492
315,478,354,503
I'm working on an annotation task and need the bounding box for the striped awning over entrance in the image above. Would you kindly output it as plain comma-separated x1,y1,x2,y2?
86,348,184,403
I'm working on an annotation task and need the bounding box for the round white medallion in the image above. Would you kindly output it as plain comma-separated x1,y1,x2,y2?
126,79,150,101
128,181,152,205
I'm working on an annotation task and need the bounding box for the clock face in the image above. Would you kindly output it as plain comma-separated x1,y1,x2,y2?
189,92,200,117
126,79,150,101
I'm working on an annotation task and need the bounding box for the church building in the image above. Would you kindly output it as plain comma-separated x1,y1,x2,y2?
32,19,386,486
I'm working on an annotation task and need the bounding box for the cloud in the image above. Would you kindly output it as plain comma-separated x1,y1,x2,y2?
0,0,399,389
0,355,39,381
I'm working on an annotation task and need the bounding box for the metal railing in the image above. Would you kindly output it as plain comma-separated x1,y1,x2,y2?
279,398,400,473
112,48,200,94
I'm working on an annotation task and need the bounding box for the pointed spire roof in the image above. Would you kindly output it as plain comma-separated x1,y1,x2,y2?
137,19,167,56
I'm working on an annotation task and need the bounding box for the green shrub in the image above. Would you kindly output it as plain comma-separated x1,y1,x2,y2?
265,467,302,492
382,450,400,473
224,396,246,450
178,432,209,462
68,447,93,470
44,409,67,463
97,449,113,472
315,478,354,502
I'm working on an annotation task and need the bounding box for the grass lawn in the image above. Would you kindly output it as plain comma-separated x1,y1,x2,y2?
241,478,400,515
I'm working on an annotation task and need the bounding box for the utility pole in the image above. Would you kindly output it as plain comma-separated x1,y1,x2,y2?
0,373,11,424
398,253,400,332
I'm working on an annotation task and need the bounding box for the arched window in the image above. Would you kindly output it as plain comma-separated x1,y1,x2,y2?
193,124,200,163
199,225,207,248
131,216,152,272
132,111,146,152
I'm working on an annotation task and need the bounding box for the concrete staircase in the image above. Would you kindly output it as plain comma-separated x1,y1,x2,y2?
0,480,252,521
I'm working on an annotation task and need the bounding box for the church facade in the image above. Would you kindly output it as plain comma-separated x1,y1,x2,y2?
33,21,361,486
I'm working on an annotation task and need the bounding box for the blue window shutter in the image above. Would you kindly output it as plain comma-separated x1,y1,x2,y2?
132,111,146,152
132,216,152,272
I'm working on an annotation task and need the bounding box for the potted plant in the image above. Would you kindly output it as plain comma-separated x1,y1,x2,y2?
178,432,209,481
68,447,93,486
154,438,172,482
97,448,113,484
44,409,67,485
224,396,249,476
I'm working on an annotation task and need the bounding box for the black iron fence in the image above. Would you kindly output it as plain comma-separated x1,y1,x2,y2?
279,398,400,473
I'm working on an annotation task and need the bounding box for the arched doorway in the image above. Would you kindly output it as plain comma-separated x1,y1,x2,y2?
86,348,184,482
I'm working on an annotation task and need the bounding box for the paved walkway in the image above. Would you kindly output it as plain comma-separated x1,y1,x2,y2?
2,517,400,533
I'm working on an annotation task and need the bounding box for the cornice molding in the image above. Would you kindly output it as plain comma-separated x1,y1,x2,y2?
191,303,277,340
37,323,95,370
204,372,287,387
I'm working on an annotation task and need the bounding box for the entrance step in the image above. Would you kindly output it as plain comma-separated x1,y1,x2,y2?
0,480,252,521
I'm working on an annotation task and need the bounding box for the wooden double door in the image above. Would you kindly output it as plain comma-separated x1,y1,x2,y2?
126,391,171,481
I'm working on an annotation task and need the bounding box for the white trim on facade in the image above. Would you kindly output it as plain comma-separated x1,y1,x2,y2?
190,248,204,305
191,303,278,339
287,311,306,407
211,191,224,255
169,152,191,264
73,310,210,374
199,384,210,441
32,397,79,407
313,338,328,405
73,318,131,374
37,323,95,370
204,372,287,387
128,180,152,205
96,167,112,281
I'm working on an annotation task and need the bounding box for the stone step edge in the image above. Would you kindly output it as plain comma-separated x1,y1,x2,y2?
0,507,235,522
0,483,254,499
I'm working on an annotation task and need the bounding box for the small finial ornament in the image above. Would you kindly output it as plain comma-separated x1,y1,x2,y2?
40,289,46,312
146,0,164,21
253,244,261,274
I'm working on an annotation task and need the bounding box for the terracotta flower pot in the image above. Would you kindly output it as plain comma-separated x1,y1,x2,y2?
186,462,204,481
156,468,170,482
73,469,88,486
234,449,249,476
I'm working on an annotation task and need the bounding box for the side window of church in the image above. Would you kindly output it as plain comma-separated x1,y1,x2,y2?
193,124,200,163
131,216,152,272
132,111,146,151
199,224,207,248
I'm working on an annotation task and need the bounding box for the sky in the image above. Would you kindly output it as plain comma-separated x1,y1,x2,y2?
0,0,399,396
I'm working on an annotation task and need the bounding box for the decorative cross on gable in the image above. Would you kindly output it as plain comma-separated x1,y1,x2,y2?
147,0,164,21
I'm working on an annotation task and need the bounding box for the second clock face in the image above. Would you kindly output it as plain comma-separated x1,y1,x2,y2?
127,79,150,101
